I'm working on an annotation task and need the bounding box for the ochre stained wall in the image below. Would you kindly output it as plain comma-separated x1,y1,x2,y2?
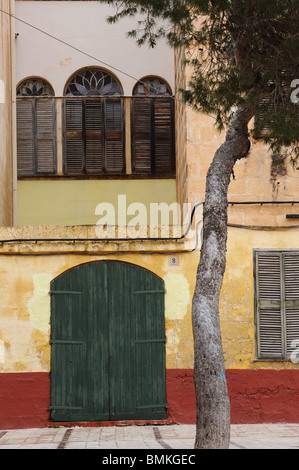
222,227,299,370
185,106,299,220
1,224,299,374
17,179,177,226
0,227,199,374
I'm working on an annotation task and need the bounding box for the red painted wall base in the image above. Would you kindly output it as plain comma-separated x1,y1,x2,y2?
0,372,51,430
1,369,299,429
227,369,299,424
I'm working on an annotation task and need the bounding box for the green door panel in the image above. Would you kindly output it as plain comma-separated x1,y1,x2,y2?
50,261,167,421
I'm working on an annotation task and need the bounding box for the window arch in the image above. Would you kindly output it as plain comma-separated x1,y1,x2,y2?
16,77,56,176
133,76,172,96
64,67,123,96
17,77,54,96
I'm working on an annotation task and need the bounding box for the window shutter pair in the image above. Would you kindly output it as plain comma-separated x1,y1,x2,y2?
131,97,175,175
255,251,299,359
17,98,56,176
64,97,124,175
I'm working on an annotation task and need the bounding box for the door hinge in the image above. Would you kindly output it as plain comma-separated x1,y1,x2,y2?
49,290,82,295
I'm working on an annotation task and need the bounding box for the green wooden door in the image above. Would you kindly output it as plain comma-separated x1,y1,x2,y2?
50,261,167,421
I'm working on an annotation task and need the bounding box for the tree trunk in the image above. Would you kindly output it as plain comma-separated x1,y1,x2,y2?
192,107,254,449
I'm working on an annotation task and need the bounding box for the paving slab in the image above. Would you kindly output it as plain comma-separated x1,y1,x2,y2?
0,424,298,449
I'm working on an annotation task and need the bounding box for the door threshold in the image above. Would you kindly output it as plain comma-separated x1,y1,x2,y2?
48,418,176,428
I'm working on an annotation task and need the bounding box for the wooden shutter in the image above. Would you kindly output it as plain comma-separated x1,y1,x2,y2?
85,98,103,174
36,98,56,174
255,252,283,358
105,98,124,174
284,253,299,357
154,98,175,174
255,251,299,360
131,98,152,174
17,98,56,176
64,97,124,175
131,97,175,175
65,98,84,174
17,99,35,176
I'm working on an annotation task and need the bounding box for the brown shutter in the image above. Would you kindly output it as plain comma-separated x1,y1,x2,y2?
17,99,35,176
105,98,124,174
17,98,56,176
36,98,56,174
65,98,84,174
154,98,175,174
64,97,124,175
85,98,103,174
131,97,175,175
131,98,152,174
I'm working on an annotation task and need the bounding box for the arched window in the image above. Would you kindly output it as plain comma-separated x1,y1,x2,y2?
131,76,175,175
16,78,56,176
65,68,122,97
133,76,172,96
63,68,125,175
17,78,54,97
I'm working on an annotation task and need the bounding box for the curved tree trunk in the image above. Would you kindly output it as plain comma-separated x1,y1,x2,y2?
192,107,254,449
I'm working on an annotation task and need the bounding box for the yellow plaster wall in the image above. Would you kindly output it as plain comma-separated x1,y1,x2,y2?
17,179,177,226
0,231,199,373
185,106,299,225
0,225,298,374
220,227,299,370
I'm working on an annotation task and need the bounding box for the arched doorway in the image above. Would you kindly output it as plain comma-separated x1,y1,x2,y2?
50,261,167,421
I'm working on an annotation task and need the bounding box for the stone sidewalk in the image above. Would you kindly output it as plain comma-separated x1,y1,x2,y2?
0,423,299,449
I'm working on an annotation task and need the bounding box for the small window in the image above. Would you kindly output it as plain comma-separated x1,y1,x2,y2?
254,250,299,360
17,78,54,97
16,78,56,177
133,76,172,96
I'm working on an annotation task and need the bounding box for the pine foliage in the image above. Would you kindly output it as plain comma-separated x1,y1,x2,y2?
100,0,299,162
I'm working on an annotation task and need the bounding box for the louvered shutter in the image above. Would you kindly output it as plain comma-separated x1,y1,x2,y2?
85,98,103,174
284,253,299,358
17,99,35,176
105,99,124,174
154,98,175,174
17,98,56,176
65,98,84,174
255,252,283,358
255,251,299,360
64,97,124,175
131,97,175,175
36,98,56,174
131,98,152,174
